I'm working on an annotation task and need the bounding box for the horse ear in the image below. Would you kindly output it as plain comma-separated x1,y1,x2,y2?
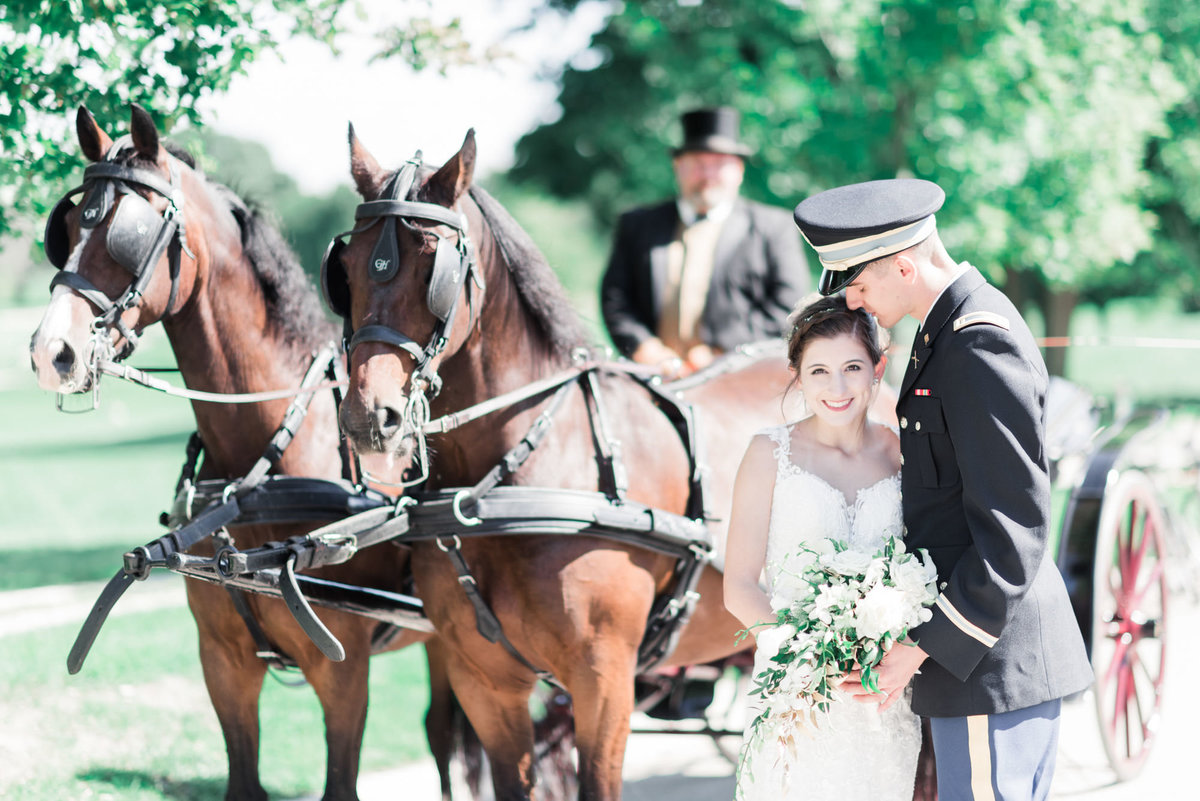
129,103,161,161
424,128,476,208
348,123,388,199
76,106,112,163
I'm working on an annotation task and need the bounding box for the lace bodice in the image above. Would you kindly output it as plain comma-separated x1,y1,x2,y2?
762,424,903,592
737,424,919,801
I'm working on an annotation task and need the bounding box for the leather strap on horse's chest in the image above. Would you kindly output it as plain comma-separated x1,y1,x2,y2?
404,486,712,681
581,370,628,501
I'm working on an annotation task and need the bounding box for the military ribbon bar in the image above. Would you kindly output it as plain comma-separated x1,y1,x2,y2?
913,389,931,396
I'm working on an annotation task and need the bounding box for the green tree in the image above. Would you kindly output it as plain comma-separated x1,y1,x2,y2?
0,0,491,244
0,0,341,238
514,0,1187,375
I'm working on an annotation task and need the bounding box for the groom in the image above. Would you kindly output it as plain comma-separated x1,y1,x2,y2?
794,179,1092,800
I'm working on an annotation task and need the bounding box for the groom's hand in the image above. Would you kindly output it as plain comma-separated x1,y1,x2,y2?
842,640,929,711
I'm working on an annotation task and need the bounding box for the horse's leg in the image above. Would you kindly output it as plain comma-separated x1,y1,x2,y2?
297,623,374,801
560,648,636,801
913,717,938,801
189,583,270,801
423,640,458,801
444,654,537,801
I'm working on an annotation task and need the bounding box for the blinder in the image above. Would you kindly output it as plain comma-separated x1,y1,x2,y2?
105,192,164,275
428,237,467,322
44,197,76,270
42,142,189,363
320,237,351,319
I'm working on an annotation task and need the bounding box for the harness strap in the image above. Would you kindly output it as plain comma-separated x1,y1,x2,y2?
232,344,340,494
423,366,587,435
636,375,712,522
347,325,424,361
451,378,578,523
95,360,348,404
436,535,558,684
83,161,179,200
581,370,628,502
355,199,466,229
67,494,243,674
49,271,116,313
405,488,710,553
225,584,299,671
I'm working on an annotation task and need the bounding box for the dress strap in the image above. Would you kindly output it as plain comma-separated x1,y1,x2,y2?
762,424,793,477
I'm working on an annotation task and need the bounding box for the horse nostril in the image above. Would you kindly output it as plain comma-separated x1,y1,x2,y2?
374,405,403,439
51,340,77,377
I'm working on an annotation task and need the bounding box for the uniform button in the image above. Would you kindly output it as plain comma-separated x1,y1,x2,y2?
915,421,922,431
900,416,908,429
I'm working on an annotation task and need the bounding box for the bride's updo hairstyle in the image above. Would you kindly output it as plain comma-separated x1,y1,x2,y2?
784,293,888,395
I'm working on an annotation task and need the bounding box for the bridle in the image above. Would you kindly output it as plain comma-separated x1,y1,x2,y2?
321,153,483,485
44,136,193,364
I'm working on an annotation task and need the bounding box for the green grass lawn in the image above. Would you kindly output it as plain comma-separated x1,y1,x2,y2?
0,603,433,800
1,326,194,590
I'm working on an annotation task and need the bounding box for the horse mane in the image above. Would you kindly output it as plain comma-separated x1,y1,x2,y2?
220,188,335,347
466,184,593,358
119,141,334,349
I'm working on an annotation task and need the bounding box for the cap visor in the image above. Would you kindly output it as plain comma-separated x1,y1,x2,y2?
818,263,867,296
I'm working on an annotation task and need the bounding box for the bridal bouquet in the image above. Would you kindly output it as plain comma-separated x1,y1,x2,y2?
741,535,938,745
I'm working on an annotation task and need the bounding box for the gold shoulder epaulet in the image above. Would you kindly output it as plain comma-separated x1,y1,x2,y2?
953,311,1010,332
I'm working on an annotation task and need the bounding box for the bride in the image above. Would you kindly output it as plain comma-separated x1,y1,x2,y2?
723,294,921,801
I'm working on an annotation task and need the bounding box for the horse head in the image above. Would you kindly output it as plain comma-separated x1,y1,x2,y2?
326,126,484,475
29,104,238,394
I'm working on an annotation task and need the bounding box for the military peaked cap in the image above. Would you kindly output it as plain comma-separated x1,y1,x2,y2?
793,178,946,295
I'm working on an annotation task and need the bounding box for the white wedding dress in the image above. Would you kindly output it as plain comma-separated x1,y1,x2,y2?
736,424,921,801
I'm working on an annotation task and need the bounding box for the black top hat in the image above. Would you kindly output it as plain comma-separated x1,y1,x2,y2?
672,107,753,158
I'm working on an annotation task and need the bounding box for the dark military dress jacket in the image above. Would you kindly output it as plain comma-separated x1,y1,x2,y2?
599,198,810,357
898,265,1093,718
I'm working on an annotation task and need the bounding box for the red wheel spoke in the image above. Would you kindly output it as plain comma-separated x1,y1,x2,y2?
1125,510,1148,591
1125,561,1165,613
1101,635,1131,688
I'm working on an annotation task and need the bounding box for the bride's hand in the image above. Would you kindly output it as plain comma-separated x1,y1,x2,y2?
842,640,929,711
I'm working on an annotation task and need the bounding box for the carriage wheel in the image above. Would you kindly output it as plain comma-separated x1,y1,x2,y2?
1090,470,1169,781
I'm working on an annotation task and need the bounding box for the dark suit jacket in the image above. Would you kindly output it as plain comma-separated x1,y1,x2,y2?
600,198,811,357
898,265,1092,718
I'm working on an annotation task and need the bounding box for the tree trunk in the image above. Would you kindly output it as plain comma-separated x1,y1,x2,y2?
1041,287,1078,378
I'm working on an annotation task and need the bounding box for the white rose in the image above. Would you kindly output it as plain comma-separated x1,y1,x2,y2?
890,553,939,604
854,584,909,641
754,623,798,657
863,556,888,588
821,547,874,577
809,539,837,557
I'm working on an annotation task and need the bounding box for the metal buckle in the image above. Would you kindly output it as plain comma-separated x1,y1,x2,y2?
435,534,463,553
452,489,482,527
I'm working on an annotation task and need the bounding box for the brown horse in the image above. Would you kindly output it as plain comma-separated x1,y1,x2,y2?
28,105,449,801
329,127,808,801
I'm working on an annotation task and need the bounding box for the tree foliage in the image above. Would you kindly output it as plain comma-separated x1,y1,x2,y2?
513,0,1188,305
0,1,347,237
0,0,493,245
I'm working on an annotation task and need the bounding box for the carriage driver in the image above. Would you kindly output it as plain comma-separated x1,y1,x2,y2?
794,178,1093,801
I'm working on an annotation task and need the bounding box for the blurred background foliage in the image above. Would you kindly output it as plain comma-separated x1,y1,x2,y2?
5,0,1200,377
